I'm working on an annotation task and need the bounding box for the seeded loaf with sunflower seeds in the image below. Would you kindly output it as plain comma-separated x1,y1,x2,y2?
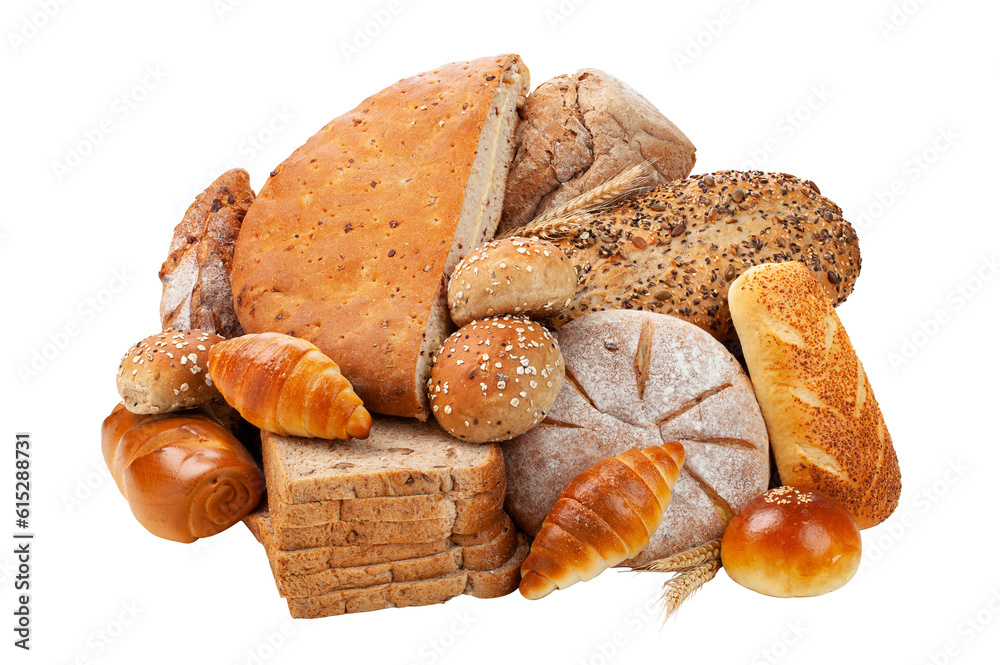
544,171,861,343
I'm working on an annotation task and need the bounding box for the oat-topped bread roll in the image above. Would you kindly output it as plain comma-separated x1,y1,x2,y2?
503,309,770,566
232,55,530,420
545,171,861,343
160,168,254,339
116,329,224,414
728,262,901,528
500,68,696,234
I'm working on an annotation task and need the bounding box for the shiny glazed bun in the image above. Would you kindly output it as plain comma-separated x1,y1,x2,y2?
721,486,861,598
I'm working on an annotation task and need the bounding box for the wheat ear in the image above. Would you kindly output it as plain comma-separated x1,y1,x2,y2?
500,159,656,240
661,559,721,622
633,539,721,573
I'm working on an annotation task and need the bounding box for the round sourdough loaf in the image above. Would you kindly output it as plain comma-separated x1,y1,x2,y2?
502,309,770,566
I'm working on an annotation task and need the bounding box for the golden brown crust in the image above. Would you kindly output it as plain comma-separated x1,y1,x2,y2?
101,403,263,543
729,262,901,528
720,487,862,597
231,55,528,419
116,329,224,414
518,443,683,599
547,171,861,342
159,168,254,339
207,332,371,440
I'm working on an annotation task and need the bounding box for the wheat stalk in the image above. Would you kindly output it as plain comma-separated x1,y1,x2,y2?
500,159,656,240
660,558,721,622
633,539,721,573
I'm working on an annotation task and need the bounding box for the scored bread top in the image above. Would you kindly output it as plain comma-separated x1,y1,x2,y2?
263,416,505,504
232,54,529,420
546,171,861,342
728,262,901,528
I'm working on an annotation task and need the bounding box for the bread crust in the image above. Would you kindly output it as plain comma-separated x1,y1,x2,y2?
546,171,861,343
502,310,770,565
159,168,253,338
232,55,529,419
116,329,223,414
728,262,901,528
500,68,696,234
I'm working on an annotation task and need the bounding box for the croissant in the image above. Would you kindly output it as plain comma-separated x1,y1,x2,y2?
519,441,685,599
101,403,264,543
207,332,372,440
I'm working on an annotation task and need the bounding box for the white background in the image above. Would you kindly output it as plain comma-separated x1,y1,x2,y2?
2,0,998,663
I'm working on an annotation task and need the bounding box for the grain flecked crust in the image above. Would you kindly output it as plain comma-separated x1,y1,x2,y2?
159,168,254,339
502,309,770,566
231,54,529,420
728,263,901,529
427,315,565,443
116,329,224,414
447,237,577,327
546,170,861,342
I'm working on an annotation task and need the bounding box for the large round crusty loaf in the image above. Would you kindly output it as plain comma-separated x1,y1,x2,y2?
502,309,769,566
500,68,696,234
544,171,861,343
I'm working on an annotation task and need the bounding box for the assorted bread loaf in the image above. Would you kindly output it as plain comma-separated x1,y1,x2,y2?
246,419,527,617
231,54,530,420
500,68,696,234
503,309,771,565
103,52,901,619
728,262,901,528
159,168,254,339
101,403,263,543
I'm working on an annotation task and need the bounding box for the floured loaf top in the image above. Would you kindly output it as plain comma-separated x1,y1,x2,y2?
502,309,770,565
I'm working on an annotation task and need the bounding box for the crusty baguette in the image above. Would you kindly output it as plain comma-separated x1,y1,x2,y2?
208,332,372,440
544,171,861,343
728,262,901,528
159,168,253,338
232,55,530,420
519,442,685,599
101,403,263,542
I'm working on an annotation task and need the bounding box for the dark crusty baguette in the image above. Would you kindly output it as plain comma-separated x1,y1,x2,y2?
159,168,254,338
728,262,901,528
231,55,530,419
545,171,861,343
500,68,696,234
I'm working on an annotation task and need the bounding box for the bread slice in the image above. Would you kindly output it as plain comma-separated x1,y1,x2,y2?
245,507,519,598
232,54,530,419
269,475,506,532
262,418,505,505
728,262,901,528
272,516,456,550
283,534,529,618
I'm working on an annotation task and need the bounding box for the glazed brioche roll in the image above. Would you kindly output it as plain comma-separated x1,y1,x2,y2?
101,404,264,543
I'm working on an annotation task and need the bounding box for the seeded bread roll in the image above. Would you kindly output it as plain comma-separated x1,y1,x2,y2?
116,330,224,414
546,171,861,343
428,316,565,443
447,237,577,327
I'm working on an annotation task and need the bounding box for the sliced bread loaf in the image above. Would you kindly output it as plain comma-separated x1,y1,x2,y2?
283,534,529,618
262,418,505,504
246,507,520,598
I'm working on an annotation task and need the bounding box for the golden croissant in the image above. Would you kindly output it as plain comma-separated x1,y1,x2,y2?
519,441,685,599
207,332,372,440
